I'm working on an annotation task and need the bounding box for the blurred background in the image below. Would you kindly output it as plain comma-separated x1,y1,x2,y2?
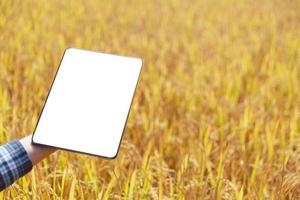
0,0,299,199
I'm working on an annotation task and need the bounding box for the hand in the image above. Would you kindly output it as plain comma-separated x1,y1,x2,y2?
19,135,57,165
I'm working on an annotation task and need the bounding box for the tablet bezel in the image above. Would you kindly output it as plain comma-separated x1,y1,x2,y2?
31,48,143,159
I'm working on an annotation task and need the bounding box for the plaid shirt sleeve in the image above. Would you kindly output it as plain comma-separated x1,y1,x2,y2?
0,140,33,191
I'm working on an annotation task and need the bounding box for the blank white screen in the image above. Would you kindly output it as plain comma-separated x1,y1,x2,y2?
32,48,142,158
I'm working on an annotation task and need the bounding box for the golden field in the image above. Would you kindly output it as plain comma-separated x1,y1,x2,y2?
0,0,299,199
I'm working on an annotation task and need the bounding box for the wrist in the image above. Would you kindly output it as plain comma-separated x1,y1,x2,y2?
19,135,56,165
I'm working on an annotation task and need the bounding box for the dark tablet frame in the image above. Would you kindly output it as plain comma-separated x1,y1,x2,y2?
32,47,143,159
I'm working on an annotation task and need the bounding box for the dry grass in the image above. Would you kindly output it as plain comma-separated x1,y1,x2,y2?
0,0,299,199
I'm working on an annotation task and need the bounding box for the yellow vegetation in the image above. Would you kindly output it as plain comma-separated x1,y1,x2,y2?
0,0,299,199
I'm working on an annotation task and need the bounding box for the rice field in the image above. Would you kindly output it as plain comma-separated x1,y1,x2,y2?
0,0,299,199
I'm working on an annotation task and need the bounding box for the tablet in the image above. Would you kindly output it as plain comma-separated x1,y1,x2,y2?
32,48,142,158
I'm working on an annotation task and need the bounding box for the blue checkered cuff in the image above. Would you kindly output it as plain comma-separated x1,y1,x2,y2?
0,140,33,191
